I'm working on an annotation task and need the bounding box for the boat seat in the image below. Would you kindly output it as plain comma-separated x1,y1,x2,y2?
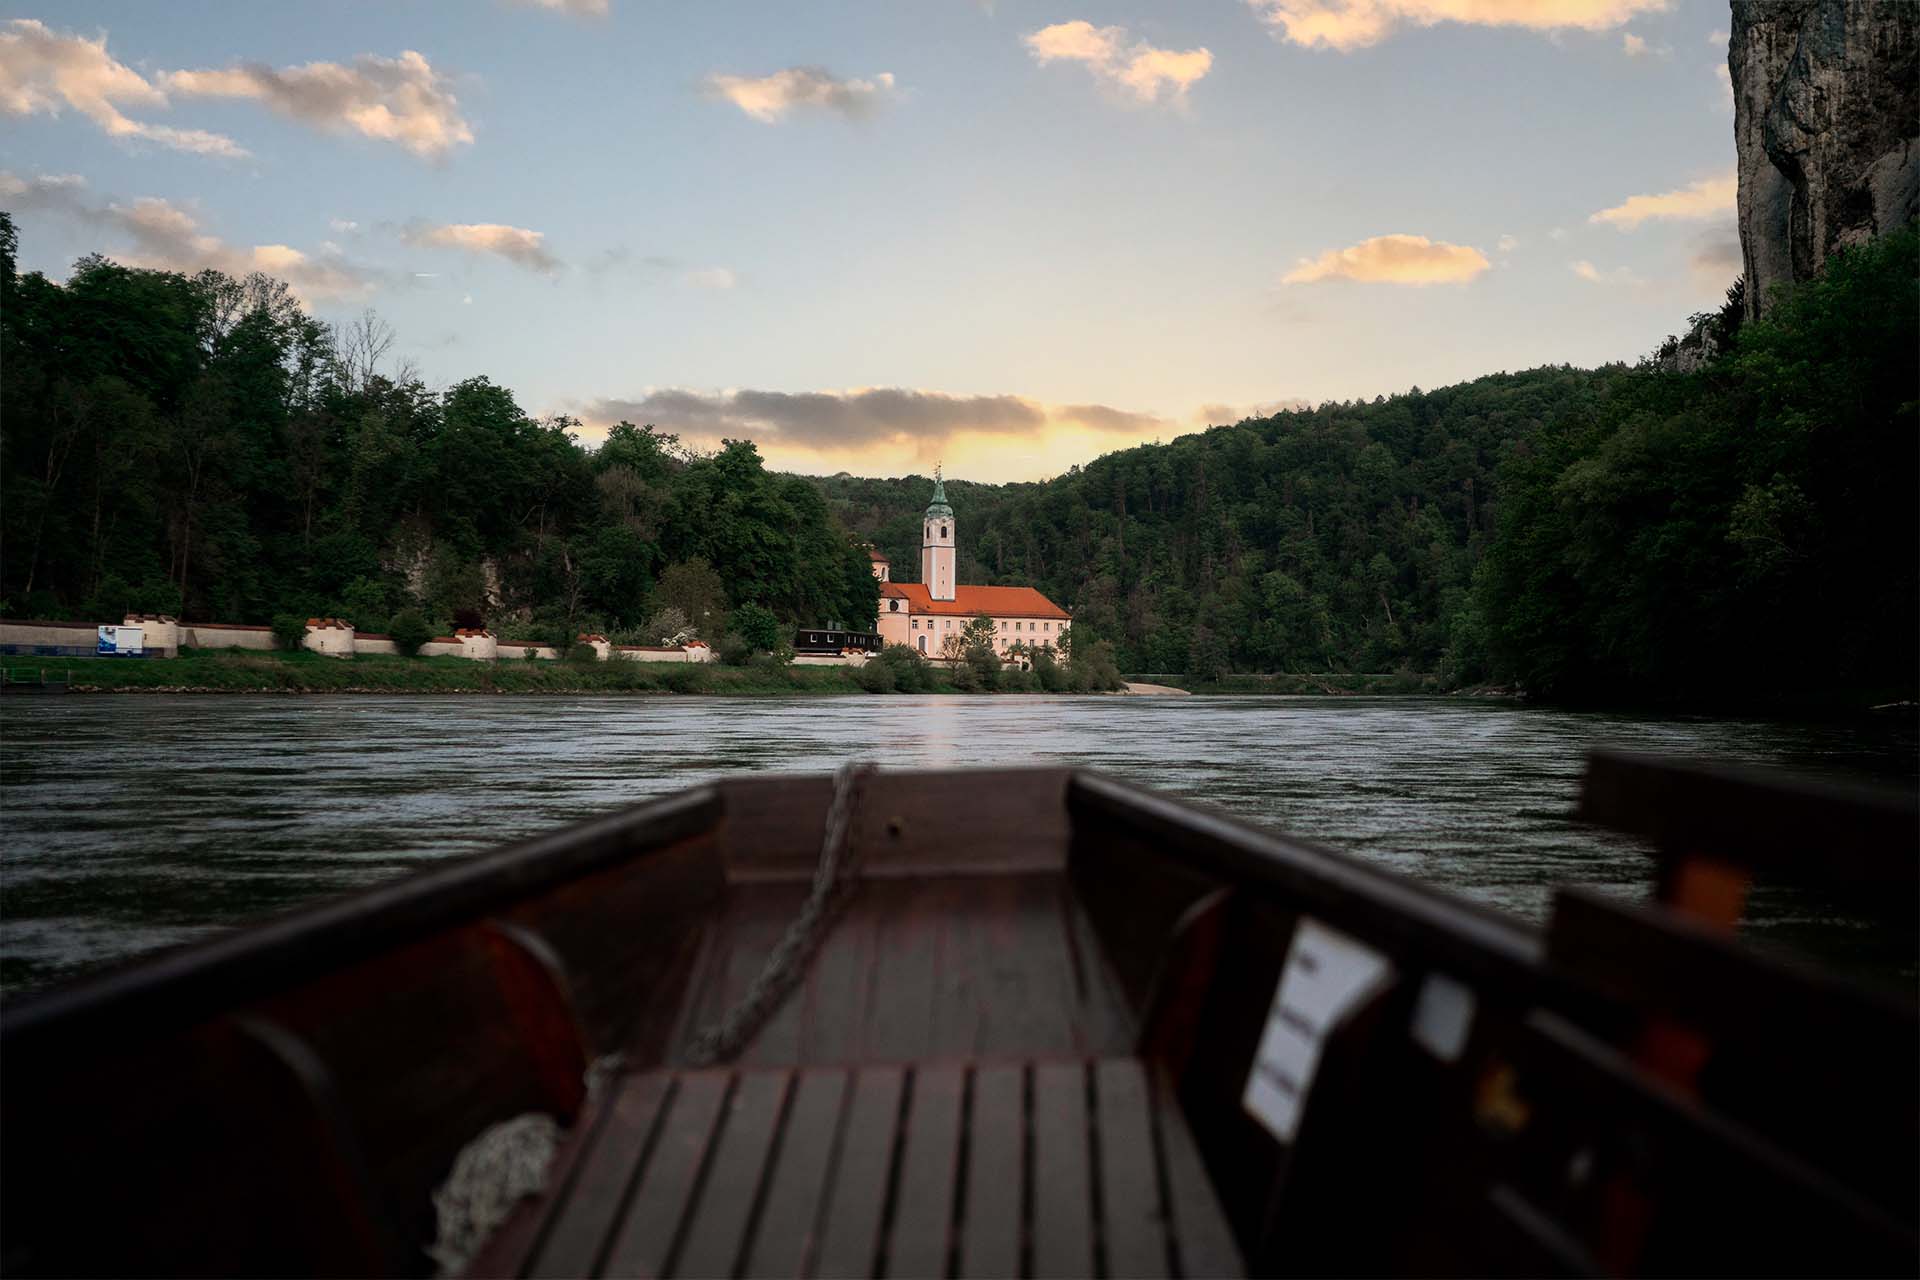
473,1056,1243,1278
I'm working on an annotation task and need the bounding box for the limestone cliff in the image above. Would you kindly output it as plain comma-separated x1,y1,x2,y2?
1730,0,1918,318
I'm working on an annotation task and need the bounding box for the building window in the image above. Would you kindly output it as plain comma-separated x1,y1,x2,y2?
890,600,900,612
940,525,948,538
917,636,926,653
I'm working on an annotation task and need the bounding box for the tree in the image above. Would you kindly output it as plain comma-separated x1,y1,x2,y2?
388,608,433,656
654,558,726,636
731,602,783,652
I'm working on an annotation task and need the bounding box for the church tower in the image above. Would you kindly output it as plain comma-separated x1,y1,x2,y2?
920,467,955,601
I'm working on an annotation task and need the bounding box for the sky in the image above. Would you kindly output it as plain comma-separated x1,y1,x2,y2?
3,1,1741,482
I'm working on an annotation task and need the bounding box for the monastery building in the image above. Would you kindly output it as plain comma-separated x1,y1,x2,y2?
872,472,1070,659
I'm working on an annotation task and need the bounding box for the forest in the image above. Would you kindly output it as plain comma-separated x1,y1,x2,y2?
3,210,1913,708
822,225,1916,708
0,214,878,649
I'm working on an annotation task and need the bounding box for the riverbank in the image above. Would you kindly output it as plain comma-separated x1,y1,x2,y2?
0,649,1100,696
1123,671,1487,696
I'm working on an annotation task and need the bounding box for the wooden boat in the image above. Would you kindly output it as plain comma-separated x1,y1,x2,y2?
2,752,1914,1278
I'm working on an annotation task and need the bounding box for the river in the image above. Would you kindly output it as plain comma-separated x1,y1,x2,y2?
2,694,1913,993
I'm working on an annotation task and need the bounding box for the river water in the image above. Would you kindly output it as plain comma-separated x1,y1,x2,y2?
2,694,1913,993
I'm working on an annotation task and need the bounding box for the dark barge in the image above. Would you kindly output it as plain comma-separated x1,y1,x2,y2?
2,752,1914,1277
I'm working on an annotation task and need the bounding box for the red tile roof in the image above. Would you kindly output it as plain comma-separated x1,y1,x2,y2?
879,582,1069,619
867,547,889,561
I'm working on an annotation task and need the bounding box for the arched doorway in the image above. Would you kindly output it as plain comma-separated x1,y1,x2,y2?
917,635,927,653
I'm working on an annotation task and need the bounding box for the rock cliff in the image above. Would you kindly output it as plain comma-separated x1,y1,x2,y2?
1731,0,1918,318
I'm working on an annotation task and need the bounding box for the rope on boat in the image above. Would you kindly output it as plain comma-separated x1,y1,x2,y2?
684,760,876,1067
428,1113,560,1276
428,764,872,1273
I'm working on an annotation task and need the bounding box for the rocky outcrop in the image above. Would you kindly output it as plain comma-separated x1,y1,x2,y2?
1731,0,1918,318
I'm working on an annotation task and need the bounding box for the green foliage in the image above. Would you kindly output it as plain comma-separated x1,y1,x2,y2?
387,608,433,656
874,643,937,693
337,577,391,633
716,633,753,667
730,602,783,652
0,242,874,645
811,367,1606,678
564,642,600,666
1477,224,1918,706
853,657,898,693
1031,646,1068,692
270,613,307,652
1068,639,1123,692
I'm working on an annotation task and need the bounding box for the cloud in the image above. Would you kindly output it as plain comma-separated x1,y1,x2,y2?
578,386,1167,451
1245,0,1670,52
401,221,560,273
1194,399,1311,424
514,0,610,15
1024,21,1212,104
1,170,378,301
161,49,472,159
329,217,360,233
1713,62,1732,112
1707,28,1728,48
1548,226,1569,241
1496,233,1518,252
1622,32,1668,58
0,19,244,155
1589,171,1736,229
1569,258,1642,286
683,266,736,289
1281,233,1490,285
703,67,897,122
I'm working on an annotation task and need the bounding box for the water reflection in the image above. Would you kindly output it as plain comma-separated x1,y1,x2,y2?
2,694,1912,990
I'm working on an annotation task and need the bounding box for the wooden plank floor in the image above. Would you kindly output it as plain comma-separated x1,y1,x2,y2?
672,875,1136,1066
495,1058,1242,1279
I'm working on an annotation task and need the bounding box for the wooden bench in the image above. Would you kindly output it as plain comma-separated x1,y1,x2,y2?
472,1057,1242,1279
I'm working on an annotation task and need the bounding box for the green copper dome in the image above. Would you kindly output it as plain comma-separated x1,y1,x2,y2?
925,469,953,520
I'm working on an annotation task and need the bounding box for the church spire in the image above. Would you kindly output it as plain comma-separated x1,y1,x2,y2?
924,463,953,519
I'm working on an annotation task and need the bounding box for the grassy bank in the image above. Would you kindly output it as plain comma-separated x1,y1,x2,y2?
1119,671,1519,696
1,648,1080,695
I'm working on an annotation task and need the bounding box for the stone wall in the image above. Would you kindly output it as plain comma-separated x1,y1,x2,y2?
0,620,99,649
2,616,712,667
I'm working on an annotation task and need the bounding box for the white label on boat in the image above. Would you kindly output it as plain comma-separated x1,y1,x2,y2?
1410,972,1476,1063
1242,918,1393,1143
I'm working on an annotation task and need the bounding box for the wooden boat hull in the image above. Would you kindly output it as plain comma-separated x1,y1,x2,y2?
3,761,1914,1277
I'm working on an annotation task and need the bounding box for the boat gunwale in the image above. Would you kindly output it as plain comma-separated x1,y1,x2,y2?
0,784,724,1048
1067,768,1547,995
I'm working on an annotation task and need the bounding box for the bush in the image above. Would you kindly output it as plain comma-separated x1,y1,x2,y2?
270,613,307,652
1032,647,1068,692
388,608,434,656
564,642,600,666
965,645,1001,691
999,666,1036,693
716,633,753,666
731,603,784,652
874,643,935,692
1068,639,1123,692
853,659,897,693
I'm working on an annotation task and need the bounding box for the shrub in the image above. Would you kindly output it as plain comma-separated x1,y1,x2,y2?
1032,647,1068,692
1068,639,1123,692
270,613,307,652
564,642,600,666
388,608,434,657
853,659,897,693
731,603,784,652
950,660,981,692
716,633,753,666
875,643,935,692
655,664,710,693
965,645,1001,691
